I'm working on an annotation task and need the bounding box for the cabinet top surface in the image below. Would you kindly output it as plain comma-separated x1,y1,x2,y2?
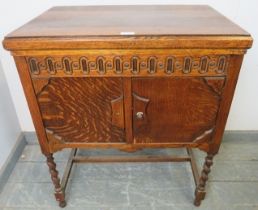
6,5,249,38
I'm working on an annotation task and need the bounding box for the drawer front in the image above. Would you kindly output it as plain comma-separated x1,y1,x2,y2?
132,77,225,144
32,77,126,143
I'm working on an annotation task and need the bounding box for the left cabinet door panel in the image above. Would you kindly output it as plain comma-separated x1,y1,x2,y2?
32,77,126,144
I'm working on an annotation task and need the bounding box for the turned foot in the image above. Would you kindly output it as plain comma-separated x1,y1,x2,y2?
46,154,66,207
194,153,214,206
59,200,67,208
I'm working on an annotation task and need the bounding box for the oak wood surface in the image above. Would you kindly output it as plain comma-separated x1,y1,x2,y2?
209,55,244,154
132,77,221,144
3,6,253,50
5,5,249,37
13,56,50,155
3,36,252,50
25,53,229,78
73,155,191,163
34,77,126,143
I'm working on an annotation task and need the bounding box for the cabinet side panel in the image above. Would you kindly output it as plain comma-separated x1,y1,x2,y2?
210,55,244,154
13,56,50,154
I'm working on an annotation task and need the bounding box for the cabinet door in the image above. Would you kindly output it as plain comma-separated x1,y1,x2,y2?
132,77,225,144
33,77,125,143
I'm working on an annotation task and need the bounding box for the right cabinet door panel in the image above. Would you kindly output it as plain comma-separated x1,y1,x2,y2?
132,77,225,144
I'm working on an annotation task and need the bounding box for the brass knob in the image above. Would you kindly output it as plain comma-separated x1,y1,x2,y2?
136,112,144,119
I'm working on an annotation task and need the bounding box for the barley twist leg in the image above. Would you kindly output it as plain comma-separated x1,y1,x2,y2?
46,154,66,208
194,153,214,206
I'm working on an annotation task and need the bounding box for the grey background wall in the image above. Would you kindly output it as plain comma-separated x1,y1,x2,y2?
0,0,258,169
0,61,21,170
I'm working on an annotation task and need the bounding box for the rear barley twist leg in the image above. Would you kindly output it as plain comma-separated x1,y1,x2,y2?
194,153,214,206
46,154,66,208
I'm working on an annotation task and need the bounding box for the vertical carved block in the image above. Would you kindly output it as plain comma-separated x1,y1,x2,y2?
199,56,208,74
165,57,174,74
96,57,105,74
46,58,56,75
148,57,157,74
131,56,140,74
183,57,192,73
29,58,39,74
80,57,89,74
63,57,72,74
114,57,123,74
217,56,227,73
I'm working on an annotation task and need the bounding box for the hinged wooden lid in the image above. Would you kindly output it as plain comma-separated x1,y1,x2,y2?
3,5,253,50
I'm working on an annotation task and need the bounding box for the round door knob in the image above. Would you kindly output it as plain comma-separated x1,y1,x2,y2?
136,112,144,119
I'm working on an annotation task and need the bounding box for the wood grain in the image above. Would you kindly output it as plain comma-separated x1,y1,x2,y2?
132,77,221,144
111,96,125,129
34,77,125,143
13,56,51,155
3,36,252,51
3,6,253,51
209,55,245,154
5,5,249,37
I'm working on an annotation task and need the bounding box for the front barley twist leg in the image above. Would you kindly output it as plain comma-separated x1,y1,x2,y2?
194,153,214,206
46,154,66,208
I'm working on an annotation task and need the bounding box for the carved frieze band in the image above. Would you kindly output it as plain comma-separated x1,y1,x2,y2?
27,55,229,76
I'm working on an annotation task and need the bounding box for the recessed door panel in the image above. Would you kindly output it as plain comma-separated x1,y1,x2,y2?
33,77,125,143
132,77,225,144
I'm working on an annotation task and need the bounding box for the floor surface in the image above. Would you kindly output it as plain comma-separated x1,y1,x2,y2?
0,132,258,210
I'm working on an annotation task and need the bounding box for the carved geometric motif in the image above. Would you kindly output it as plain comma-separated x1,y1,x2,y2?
204,77,226,96
27,55,229,76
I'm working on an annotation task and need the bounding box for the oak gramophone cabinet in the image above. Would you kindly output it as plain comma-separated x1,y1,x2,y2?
3,5,253,207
